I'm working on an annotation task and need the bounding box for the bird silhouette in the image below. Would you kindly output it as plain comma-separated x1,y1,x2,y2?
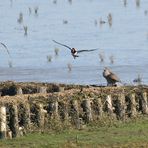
53,40,99,59
0,42,13,67
0,42,10,55
103,67,121,86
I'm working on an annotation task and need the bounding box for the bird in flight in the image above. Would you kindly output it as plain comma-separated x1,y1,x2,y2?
0,42,13,67
103,67,121,86
52,40,99,59
0,42,10,55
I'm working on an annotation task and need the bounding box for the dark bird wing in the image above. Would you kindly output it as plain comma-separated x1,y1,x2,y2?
0,42,13,67
52,40,71,50
0,42,10,55
77,48,99,53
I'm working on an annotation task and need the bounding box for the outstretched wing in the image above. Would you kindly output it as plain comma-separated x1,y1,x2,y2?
0,42,13,67
0,42,10,55
52,40,71,50
77,48,99,53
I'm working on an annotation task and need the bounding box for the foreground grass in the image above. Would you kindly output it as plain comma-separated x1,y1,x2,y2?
0,118,148,148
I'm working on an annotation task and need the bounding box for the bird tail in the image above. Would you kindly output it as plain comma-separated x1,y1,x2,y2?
73,55,79,59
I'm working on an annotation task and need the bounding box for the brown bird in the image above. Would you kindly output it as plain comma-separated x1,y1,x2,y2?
103,67,121,86
53,40,99,59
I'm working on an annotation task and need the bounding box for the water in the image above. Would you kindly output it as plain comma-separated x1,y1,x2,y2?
0,0,148,85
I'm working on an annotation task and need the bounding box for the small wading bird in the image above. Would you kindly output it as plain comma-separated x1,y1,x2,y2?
103,67,121,86
53,40,99,59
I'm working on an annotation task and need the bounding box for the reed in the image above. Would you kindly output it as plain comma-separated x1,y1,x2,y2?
68,0,72,5
63,20,68,24
107,13,112,27
28,7,32,15
47,55,52,62
144,10,148,15
54,48,59,56
136,0,140,8
23,26,28,36
123,0,127,7
67,63,72,72
99,18,106,25
53,0,57,4
94,19,97,26
8,61,13,68
109,55,114,64
99,50,105,63
17,12,23,24
34,7,39,15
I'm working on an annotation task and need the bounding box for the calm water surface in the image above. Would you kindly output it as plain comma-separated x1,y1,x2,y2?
0,0,148,85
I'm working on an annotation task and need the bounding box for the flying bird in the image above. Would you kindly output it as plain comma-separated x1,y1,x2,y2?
0,42,10,55
52,40,99,59
0,42,13,67
103,67,121,86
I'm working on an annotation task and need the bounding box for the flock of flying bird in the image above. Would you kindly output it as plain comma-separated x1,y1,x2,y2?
52,40,122,86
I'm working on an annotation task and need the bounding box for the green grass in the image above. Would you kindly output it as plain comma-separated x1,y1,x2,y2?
0,118,148,148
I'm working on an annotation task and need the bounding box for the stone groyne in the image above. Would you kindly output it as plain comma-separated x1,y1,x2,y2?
0,81,148,139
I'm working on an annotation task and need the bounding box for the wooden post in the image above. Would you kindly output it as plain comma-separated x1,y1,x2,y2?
141,92,148,114
116,94,126,119
106,95,114,115
83,99,93,122
54,100,59,118
37,104,47,128
130,93,137,117
17,87,23,95
58,87,64,92
63,103,69,121
9,105,19,138
50,100,59,119
19,127,25,136
0,106,7,139
24,103,31,130
38,87,47,93
71,100,80,128
6,130,12,139
72,100,79,117
98,98,103,116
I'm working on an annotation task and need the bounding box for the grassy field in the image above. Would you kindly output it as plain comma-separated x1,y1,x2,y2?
0,117,148,148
